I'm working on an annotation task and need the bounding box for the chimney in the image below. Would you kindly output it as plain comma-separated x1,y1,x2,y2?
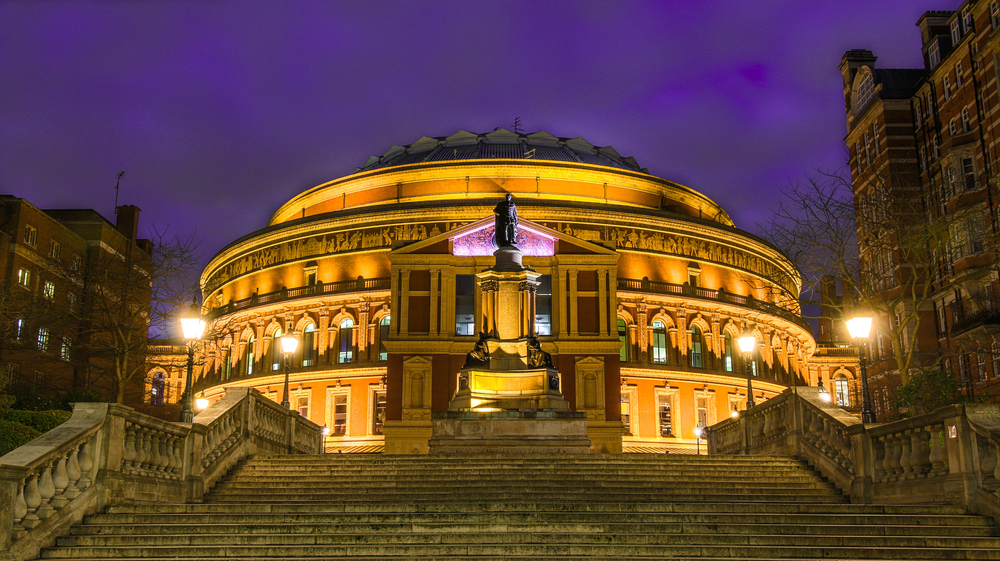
115,205,140,240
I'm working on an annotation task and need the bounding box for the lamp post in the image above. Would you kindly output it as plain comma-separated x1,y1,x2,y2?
321,424,330,454
738,327,757,409
280,333,299,409
693,426,703,455
179,299,206,423
845,313,877,424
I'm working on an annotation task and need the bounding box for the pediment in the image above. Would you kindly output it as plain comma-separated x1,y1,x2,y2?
389,214,618,257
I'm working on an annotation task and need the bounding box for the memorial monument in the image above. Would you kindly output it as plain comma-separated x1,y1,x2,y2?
427,195,592,453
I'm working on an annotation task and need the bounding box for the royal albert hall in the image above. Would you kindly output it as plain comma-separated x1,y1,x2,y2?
192,129,851,454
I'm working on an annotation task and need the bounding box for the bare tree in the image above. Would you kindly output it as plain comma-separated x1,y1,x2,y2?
74,229,200,404
760,168,998,384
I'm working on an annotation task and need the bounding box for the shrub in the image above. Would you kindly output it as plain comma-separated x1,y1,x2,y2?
894,368,966,416
0,409,71,433
0,419,41,457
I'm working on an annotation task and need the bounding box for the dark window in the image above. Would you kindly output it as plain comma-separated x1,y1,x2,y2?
151,372,165,406
372,390,386,434
269,332,282,371
618,317,628,362
652,321,667,364
658,394,673,437
337,320,353,364
455,275,476,335
535,274,552,335
690,326,704,368
302,324,316,366
378,316,390,361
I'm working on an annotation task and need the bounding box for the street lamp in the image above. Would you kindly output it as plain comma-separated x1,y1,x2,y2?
738,327,757,408
280,332,299,409
179,299,206,423
818,383,831,402
693,426,703,455
845,313,877,423
322,424,330,454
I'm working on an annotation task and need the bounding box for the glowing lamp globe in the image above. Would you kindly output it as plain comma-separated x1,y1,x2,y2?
281,334,299,354
737,329,756,354
179,302,205,340
819,385,832,402
845,315,874,340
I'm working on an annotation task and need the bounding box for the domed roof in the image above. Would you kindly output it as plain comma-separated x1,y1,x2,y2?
356,129,647,173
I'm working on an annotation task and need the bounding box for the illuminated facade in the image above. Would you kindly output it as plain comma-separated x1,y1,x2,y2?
190,129,844,453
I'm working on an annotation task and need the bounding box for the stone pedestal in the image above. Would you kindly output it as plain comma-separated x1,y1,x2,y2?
428,410,591,454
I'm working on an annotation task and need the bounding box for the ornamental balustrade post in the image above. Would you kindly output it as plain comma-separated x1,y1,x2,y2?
0,465,30,555
848,429,873,504
942,407,979,509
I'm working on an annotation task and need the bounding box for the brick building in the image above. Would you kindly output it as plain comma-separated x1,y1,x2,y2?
0,196,153,403
840,1,1000,414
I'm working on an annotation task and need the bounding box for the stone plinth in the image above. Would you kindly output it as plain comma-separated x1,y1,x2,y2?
428,410,591,454
451,366,569,411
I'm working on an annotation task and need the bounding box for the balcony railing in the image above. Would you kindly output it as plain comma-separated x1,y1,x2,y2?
951,306,1000,336
617,278,809,331
207,277,391,319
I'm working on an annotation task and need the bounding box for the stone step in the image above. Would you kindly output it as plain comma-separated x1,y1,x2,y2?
37,543,1000,559
84,511,988,527
215,477,830,491
202,493,846,504
53,532,1000,548
43,453,998,561
105,502,972,516
69,521,999,538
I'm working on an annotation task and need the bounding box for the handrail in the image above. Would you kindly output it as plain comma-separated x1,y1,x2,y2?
617,278,809,331
705,388,1000,522
206,277,391,319
0,388,321,561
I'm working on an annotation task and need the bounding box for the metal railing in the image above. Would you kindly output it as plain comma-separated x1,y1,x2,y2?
207,277,391,319
617,278,809,331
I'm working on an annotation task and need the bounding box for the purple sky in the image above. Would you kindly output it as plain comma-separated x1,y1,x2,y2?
2,1,945,268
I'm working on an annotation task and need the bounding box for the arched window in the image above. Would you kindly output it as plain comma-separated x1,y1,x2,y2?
150,372,165,406
835,374,851,406
652,320,667,365
853,69,877,117
618,318,628,362
338,319,354,364
243,335,255,376
378,316,390,362
690,326,704,368
723,333,733,372
268,329,282,371
301,324,316,367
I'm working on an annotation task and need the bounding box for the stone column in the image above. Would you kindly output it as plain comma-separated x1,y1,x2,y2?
598,269,608,336
429,268,439,335
400,269,410,337
568,269,579,337
318,309,330,361
556,270,567,336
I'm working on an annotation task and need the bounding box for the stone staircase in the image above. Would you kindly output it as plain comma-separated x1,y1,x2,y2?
39,454,1000,560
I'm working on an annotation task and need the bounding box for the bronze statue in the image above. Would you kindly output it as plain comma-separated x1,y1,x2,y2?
527,336,553,368
493,193,518,247
463,332,491,368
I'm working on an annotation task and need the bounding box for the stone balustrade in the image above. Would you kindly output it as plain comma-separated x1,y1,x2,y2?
0,388,322,561
705,387,1000,522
